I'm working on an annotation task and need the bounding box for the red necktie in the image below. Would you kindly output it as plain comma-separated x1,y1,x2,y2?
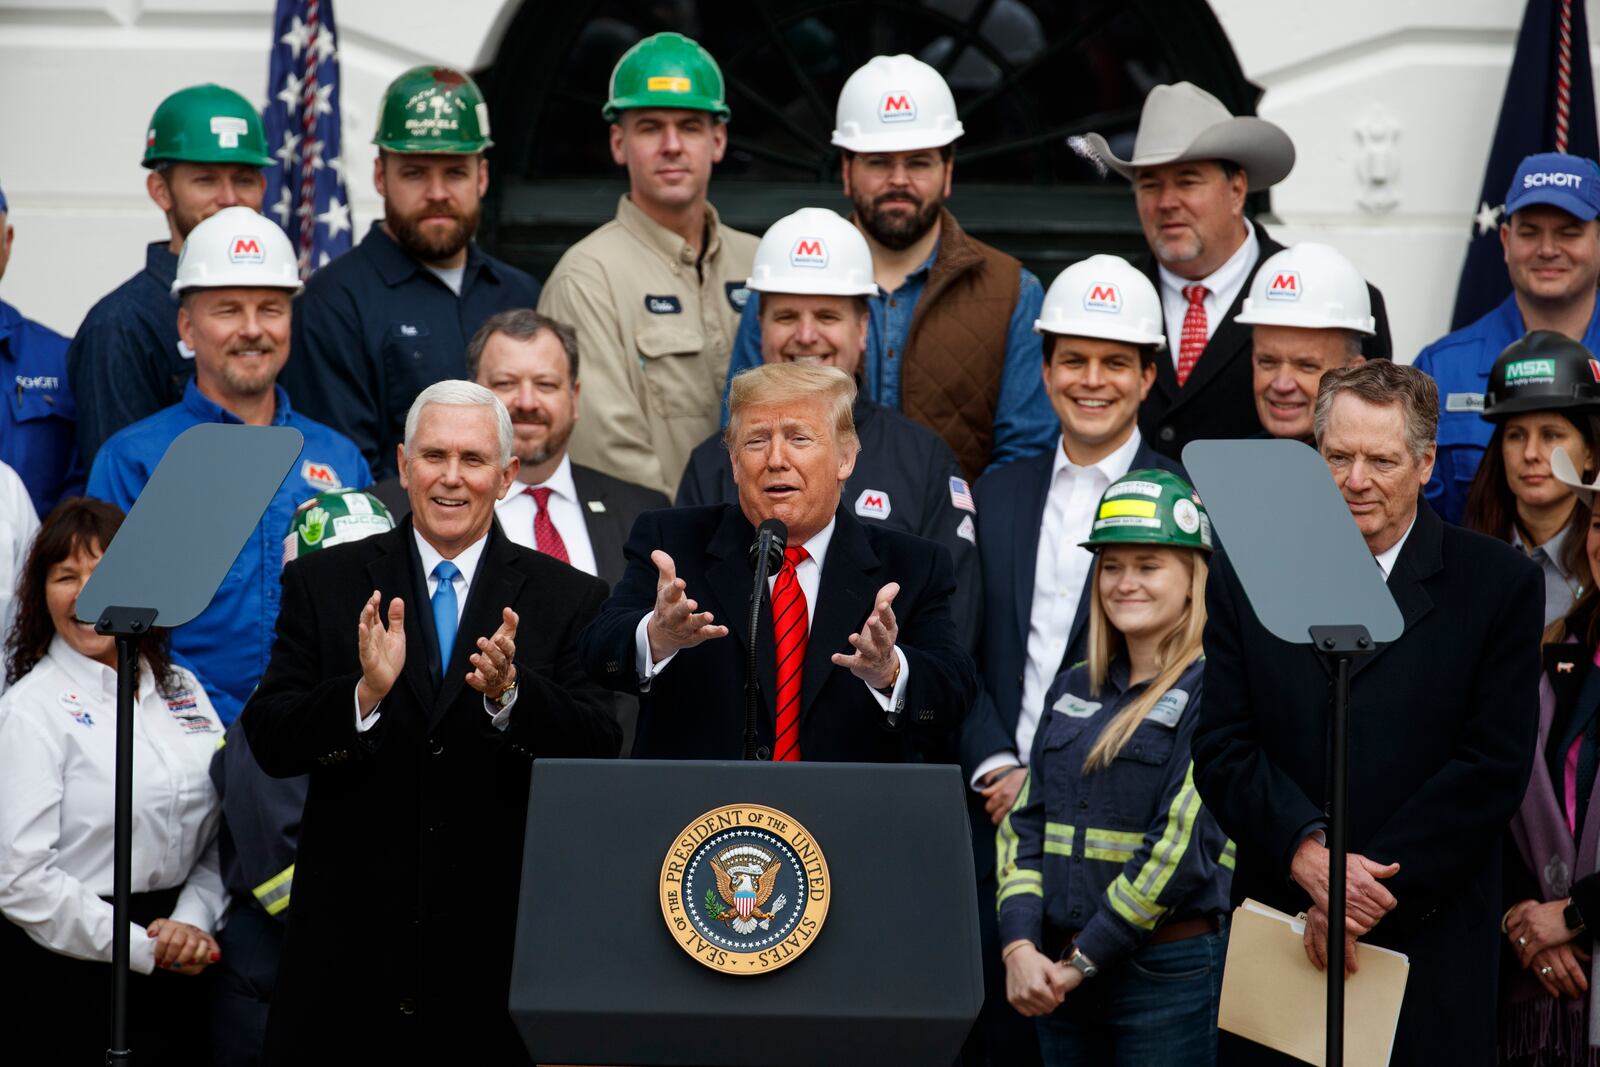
772,546,810,762
1176,284,1209,387
525,487,570,563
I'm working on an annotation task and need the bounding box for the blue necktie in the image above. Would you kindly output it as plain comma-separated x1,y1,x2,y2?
431,560,460,669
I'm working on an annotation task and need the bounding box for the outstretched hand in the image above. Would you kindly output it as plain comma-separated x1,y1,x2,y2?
831,582,901,690
645,550,728,662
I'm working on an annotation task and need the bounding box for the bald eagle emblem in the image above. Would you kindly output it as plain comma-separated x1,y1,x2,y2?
710,845,789,935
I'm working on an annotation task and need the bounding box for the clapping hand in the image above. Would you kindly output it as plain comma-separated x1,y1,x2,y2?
356,591,406,717
645,551,728,662
467,607,518,701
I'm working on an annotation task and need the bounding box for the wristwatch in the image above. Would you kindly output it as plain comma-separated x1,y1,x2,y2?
1565,899,1587,933
1066,946,1099,979
491,682,518,710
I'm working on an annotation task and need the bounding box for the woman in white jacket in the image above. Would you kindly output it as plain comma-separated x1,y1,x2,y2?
0,497,224,1064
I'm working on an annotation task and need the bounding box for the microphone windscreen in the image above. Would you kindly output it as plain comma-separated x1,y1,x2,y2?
756,518,788,551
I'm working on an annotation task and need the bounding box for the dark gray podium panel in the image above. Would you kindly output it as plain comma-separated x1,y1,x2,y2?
510,759,982,1066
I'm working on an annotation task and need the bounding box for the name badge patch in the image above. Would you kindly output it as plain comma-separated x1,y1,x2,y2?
644,294,683,315
725,282,751,313
1147,688,1189,728
1445,392,1485,413
1053,693,1101,718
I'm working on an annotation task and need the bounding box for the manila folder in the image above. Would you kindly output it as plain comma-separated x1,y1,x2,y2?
1218,899,1409,1067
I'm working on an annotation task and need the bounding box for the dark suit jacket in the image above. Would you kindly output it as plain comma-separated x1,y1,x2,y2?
1192,502,1542,1065
368,461,668,588
960,436,1184,877
579,503,977,762
1137,224,1394,460
242,519,618,1066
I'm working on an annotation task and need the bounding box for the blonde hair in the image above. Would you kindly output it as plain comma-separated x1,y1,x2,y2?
1081,548,1209,772
724,363,859,451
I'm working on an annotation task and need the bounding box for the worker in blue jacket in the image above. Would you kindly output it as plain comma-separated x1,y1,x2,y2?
282,66,540,479
0,182,82,516
1416,151,1600,523
87,208,369,723
998,469,1230,1066
67,84,270,464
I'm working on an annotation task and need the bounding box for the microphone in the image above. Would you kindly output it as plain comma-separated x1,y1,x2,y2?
744,519,787,760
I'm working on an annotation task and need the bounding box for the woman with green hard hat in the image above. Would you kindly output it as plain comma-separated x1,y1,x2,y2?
996,468,1231,1065
1464,330,1600,626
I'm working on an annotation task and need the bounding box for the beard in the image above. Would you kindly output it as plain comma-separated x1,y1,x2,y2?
512,413,574,468
854,189,943,251
386,199,479,263
216,341,282,397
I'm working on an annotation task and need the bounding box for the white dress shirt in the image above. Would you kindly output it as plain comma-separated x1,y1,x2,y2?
633,517,911,713
356,528,517,731
493,454,599,577
971,430,1145,788
1157,219,1260,366
0,637,225,974
1373,515,1417,581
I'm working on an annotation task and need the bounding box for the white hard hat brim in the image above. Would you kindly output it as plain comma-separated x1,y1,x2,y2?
1034,319,1167,349
746,276,878,298
171,275,305,299
830,125,964,154
1234,304,1376,335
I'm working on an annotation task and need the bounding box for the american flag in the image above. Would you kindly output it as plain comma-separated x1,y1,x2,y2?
948,477,975,513
263,0,353,278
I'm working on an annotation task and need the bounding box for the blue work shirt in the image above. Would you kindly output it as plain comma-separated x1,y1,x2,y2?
1,299,82,516
1414,294,1600,524
722,245,1055,471
87,380,371,722
283,221,542,479
66,242,192,465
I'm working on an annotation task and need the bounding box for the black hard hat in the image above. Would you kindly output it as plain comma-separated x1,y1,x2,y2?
1483,330,1600,421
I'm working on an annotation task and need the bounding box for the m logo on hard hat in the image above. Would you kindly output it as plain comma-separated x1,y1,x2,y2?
790,238,829,268
229,236,266,265
1083,284,1121,313
878,92,917,123
1265,271,1301,301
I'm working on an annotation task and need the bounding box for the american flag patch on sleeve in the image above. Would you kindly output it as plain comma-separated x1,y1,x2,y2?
949,477,975,513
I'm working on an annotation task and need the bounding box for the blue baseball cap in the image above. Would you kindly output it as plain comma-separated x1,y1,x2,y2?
1505,152,1600,221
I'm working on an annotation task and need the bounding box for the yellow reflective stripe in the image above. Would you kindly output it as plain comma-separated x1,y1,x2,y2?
995,774,1034,906
215,734,227,751
1106,762,1204,930
998,880,1044,904
252,863,294,916
1086,828,1144,846
1043,822,1074,857
1082,826,1141,863
1084,845,1136,863
1219,840,1237,871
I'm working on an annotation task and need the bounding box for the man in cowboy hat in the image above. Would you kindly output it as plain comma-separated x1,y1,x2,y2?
1081,82,1394,460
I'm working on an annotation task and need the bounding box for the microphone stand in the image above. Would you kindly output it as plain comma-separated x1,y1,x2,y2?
744,525,784,759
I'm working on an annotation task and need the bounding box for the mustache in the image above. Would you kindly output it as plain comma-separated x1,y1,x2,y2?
226,340,277,356
872,192,921,209
510,412,551,426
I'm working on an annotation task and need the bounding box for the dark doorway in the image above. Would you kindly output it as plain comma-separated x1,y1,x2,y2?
480,0,1260,285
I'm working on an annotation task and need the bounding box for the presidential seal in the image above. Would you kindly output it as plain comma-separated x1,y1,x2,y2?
659,803,830,976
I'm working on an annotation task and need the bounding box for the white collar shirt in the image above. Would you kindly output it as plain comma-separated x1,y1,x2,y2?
493,455,599,577
1157,218,1260,366
1373,515,1418,581
414,527,489,624
0,636,225,974
1016,429,1144,763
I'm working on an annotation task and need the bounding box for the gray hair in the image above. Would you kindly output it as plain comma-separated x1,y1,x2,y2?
402,380,514,465
1313,360,1437,462
464,308,579,384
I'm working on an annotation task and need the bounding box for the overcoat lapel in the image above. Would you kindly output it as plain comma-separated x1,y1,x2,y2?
366,521,434,711
702,506,777,725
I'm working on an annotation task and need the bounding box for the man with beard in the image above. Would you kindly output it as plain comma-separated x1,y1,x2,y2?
88,207,370,725
1078,82,1392,461
722,54,1056,482
539,33,758,498
284,65,541,480
68,83,270,463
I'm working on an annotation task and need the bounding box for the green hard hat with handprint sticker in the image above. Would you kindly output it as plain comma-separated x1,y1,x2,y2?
283,489,395,565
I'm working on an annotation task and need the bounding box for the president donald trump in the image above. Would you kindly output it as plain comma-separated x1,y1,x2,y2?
581,362,975,760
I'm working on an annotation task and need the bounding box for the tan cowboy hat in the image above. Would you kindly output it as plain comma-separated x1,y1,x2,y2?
1553,446,1600,505
1078,82,1295,192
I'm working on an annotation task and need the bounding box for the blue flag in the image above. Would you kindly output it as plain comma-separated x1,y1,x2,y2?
1451,0,1600,330
263,0,354,278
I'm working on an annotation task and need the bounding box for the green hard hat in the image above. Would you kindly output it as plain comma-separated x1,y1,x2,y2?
603,33,730,122
142,84,272,169
1080,469,1214,554
373,66,493,153
283,489,395,565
